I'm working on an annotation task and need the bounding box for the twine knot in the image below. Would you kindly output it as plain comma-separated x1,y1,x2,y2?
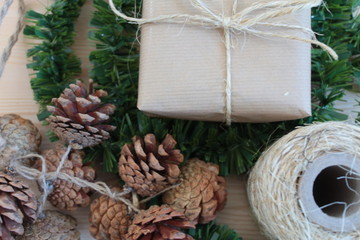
109,0,338,125
222,17,232,28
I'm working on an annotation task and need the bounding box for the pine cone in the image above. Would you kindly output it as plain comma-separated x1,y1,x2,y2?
126,205,195,240
47,80,116,149
17,210,80,240
0,172,37,239
163,158,227,224
33,145,96,211
89,191,132,240
0,114,41,170
119,134,183,197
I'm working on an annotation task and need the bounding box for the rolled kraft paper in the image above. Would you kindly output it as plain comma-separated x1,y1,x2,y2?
138,0,312,123
247,122,360,239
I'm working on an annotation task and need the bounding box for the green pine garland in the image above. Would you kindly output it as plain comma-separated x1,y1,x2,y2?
187,222,242,240
24,0,86,120
86,0,359,175
24,0,359,175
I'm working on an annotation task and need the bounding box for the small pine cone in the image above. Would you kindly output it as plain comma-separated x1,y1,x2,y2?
47,80,116,149
163,158,227,224
33,145,96,211
0,114,41,170
0,172,37,239
17,210,80,240
126,205,195,240
119,134,184,197
89,191,132,240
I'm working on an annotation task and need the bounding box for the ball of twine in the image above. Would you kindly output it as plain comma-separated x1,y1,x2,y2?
248,121,360,240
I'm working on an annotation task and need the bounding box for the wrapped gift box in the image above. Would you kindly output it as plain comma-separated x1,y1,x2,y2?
138,0,312,123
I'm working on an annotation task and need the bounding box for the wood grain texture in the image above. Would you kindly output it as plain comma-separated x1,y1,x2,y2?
0,1,358,240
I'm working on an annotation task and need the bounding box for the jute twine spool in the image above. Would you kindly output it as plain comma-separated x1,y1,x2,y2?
248,122,360,239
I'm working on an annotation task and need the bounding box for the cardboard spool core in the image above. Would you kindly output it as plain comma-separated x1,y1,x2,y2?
299,153,360,232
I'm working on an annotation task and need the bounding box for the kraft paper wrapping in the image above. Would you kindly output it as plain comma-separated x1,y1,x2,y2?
138,0,312,123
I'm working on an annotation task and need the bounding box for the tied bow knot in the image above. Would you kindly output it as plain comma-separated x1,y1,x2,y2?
222,17,233,28
109,0,338,125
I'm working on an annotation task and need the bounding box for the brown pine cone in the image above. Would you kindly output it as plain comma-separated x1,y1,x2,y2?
126,205,195,240
47,80,116,149
17,210,80,240
89,191,132,240
0,172,37,240
119,134,183,197
0,114,41,170
163,158,227,224
33,145,95,211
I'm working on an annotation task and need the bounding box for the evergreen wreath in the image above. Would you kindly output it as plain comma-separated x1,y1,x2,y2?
23,0,359,238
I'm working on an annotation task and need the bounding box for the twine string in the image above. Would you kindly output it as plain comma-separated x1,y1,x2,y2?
224,21,232,125
11,147,184,215
0,134,6,151
109,0,338,125
11,149,141,214
0,0,25,79
40,144,72,215
139,180,182,204
37,146,51,215
0,0,13,26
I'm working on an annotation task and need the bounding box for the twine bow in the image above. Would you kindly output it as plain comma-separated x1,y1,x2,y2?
109,0,338,125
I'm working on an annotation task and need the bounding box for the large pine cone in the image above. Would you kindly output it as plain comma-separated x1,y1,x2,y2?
89,192,132,240
47,80,116,149
119,134,183,197
126,205,195,240
0,114,41,170
163,159,227,224
33,145,96,211
17,210,80,240
0,172,37,239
